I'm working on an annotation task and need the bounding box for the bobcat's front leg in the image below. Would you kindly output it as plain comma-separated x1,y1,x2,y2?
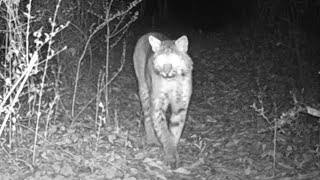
151,94,179,169
169,100,189,169
170,79,191,143
139,88,159,145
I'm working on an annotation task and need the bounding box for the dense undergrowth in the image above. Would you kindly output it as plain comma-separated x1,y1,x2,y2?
0,0,319,179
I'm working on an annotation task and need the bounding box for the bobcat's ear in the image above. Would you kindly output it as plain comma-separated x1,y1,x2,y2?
149,35,161,52
175,35,188,52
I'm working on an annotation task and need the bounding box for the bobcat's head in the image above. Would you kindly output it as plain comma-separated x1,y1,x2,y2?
149,35,193,78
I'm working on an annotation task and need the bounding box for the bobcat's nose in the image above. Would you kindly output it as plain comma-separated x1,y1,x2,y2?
163,64,173,76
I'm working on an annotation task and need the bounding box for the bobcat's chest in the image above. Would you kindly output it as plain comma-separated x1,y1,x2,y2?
150,74,191,102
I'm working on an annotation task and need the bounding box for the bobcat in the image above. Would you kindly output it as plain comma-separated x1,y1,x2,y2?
133,32,193,169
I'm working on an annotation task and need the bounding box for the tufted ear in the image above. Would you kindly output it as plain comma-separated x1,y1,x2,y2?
175,35,188,52
149,35,161,52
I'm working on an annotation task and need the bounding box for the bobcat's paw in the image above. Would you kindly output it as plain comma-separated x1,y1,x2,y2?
164,151,180,169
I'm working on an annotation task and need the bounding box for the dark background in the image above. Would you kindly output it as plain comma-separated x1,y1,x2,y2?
139,0,320,33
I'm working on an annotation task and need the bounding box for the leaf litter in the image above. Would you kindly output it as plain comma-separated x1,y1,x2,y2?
1,28,320,180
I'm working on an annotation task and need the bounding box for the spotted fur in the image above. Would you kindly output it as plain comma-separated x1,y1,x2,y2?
133,32,193,169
